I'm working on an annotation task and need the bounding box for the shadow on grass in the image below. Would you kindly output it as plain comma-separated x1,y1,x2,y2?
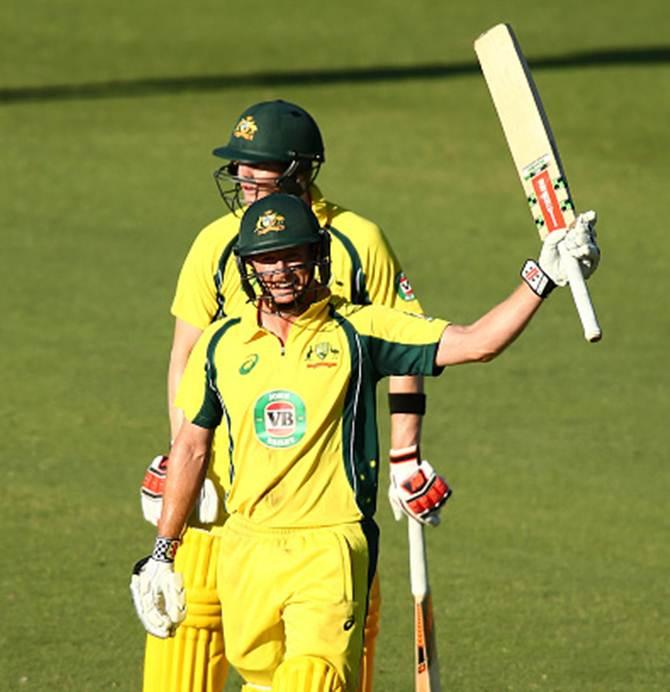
1,46,669,105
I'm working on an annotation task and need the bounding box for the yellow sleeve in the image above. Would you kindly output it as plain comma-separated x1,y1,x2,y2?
364,225,424,313
337,211,424,313
170,217,238,329
174,324,220,427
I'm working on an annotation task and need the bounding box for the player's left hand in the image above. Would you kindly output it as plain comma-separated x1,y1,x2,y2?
539,210,600,286
141,454,169,525
388,445,452,526
130,547,186,638
141,453,219,526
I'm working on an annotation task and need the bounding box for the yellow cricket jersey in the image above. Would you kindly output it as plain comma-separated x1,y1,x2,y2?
175,294,447,529
170,185,422,327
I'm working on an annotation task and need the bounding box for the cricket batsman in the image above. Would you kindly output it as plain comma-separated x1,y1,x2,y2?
131,193,600,691
139,100,429,691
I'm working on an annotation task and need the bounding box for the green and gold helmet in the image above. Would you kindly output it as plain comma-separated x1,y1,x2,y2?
234,193,331,303
214,100,324,164
213,100,325,213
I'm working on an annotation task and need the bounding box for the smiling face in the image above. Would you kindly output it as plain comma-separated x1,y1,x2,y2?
249,244,316,308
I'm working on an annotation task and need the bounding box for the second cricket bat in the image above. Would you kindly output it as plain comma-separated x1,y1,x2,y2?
474,23,602,342
409,519,441,692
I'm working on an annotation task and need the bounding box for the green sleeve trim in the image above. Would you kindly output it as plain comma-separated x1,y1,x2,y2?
367,335,442,377
327,225,371,306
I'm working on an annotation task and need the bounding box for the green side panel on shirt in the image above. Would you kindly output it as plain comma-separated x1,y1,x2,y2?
332,308,380,519
192,318,241,428
328,225,371,306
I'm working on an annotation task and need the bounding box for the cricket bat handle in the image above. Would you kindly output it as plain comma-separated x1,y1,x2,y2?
408,518,442,692
408,518,428,598
560,245,602,343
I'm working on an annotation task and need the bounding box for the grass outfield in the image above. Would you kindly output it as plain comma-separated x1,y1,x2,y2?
2,1,669,689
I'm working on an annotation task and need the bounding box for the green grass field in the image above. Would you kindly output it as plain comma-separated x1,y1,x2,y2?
2,1,669,689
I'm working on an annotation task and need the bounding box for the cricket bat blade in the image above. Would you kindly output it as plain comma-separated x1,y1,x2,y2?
474,23,602,343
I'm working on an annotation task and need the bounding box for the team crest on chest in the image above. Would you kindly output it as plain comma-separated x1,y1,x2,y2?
305,341,340,369
233,115,258,141
255,210,286,235
254,390,306,448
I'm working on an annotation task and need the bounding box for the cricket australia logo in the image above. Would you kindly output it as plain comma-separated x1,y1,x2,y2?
395,271,416,301
233,115,258,141
305,341,340,368
255,210,286,236
254,390,306,448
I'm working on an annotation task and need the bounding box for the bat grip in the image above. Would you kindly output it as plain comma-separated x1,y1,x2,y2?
408,518,429,598
559,245,602,342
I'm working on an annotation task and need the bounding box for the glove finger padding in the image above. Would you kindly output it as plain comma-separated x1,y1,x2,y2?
538,229,568,286
140,455,220,526
387,483,405,522
538,210,600,286
140,455,169,526
389,452,452,527
130,562,173,638
563,211,600,279
197,478,220,524
399,463,451,524
130,556,186,639
162,571,186,625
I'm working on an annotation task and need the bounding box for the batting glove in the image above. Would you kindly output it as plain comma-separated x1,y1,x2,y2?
538,210,600,286
141,454,219,526
388,445,452,527
140,455,169,525
130,537,186,639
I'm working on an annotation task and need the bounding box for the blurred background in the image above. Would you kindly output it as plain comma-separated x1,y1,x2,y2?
2,1,668,689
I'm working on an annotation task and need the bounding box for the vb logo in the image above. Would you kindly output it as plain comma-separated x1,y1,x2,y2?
265,401,296,434
254,390,307,448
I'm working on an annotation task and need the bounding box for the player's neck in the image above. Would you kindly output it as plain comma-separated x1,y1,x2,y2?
258,308,293,343
257,285,325,341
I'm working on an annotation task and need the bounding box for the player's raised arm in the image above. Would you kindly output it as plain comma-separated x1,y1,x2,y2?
436,283,541,366
436,212,600,367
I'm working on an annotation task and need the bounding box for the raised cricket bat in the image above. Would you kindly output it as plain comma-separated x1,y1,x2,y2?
474,23,602,342
408,518,441,691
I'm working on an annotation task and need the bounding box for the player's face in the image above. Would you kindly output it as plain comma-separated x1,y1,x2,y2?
250,245,315,306
237,162,284,205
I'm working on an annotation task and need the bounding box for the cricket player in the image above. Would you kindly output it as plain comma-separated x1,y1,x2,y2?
139,100,428,691
131,193,600,692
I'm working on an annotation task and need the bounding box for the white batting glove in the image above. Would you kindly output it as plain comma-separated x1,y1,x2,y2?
538,211,600,286
196,479,219,524
141,454,219,525
388,445,452,527
130,538,186,639
140,455,169,525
